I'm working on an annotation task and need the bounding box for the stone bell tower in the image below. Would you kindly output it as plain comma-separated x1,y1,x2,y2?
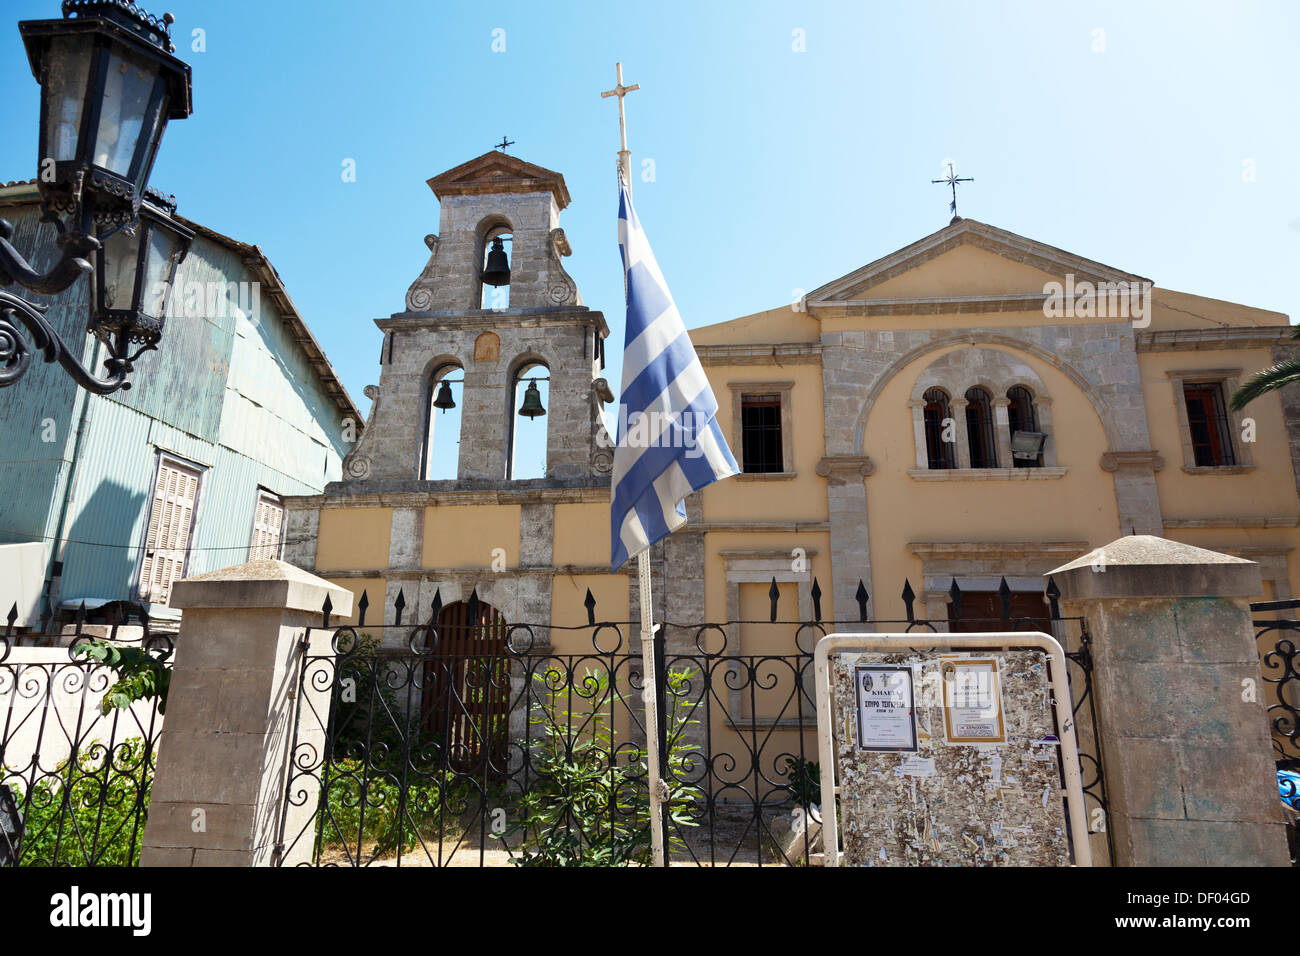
340,151,614,485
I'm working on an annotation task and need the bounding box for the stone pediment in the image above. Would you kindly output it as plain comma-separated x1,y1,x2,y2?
426,150,571,209
804,218,1150,315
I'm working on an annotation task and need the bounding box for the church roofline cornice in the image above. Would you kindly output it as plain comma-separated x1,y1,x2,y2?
426,150,572,209
803,218,1150,309
1136,326,1295,351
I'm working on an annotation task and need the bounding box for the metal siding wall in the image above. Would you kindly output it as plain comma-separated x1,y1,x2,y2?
0,203,353,600
107,235,240,442
56,401,155,600
57,401,335,599
0,207,94,546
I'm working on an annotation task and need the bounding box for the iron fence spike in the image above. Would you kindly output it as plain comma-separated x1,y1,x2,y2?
949,578,963,621
768,576,780,623
999,576,1012,620
322,593,333,628
855,580,869,622
394,588,406,626
811,578,823,623
430,589,442,622
357,589,369,627
584,588,597,627
5,603,16,628
901,579,916,623
1045,576,1061,620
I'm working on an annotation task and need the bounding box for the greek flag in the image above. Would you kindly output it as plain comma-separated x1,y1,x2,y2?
610,179,739,571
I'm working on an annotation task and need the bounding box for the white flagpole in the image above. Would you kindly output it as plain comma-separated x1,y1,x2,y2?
604,62,665,867
637,550,666,867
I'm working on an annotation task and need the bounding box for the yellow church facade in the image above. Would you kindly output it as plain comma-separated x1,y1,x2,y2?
284,154,1298,663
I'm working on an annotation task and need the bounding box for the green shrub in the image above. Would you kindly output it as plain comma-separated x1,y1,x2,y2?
501,667,701,867
6,737,154,866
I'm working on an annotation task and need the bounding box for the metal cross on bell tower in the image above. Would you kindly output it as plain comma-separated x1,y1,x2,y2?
931,161,974,222
600,62,640,184
495,136,515,152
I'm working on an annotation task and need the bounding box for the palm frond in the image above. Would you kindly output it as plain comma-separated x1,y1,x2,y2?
1230,360,1300,410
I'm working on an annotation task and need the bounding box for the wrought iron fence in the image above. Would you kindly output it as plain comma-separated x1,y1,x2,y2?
276,575,1110,867
0,602,169,866
1250,599,1300,865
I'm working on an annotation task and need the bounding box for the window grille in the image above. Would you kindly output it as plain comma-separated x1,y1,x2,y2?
741,394,783,473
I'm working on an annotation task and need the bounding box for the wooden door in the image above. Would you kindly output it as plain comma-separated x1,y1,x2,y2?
948,591,1051,633
422,600,510,774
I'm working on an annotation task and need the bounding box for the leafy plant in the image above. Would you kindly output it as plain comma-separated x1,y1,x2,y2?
500,666,701,867
5,737,154,866
315,756,463,859
781,756,821,808
71,640,172,716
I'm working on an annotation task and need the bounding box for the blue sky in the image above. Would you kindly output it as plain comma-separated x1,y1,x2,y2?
3,0,1297,477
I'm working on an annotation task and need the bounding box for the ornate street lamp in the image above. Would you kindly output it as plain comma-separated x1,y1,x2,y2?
0,0,192,393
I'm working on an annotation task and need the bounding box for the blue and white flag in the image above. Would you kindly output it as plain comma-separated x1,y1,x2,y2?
610,178,739,571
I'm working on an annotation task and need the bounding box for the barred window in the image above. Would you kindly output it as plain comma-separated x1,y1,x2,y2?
964,387,998,468
923,388,956,469
1006,385,1042,468
1183,382,1236,467
741,394,783,473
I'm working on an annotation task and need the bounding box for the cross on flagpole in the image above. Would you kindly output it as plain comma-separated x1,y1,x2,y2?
601,62,639,184
931,161,974,221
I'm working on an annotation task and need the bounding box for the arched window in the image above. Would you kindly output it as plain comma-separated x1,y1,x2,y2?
1006,385,1043,468
507,360,548,479
421,362,463,480
923,388,956,469
479,227,512,311
965,387,997,468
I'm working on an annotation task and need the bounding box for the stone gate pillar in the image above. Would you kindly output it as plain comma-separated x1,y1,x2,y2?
1049,535,1289,866
140,560,350,866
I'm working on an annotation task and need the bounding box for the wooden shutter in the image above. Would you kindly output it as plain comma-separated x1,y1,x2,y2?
139,457,202,605
250,491,284,561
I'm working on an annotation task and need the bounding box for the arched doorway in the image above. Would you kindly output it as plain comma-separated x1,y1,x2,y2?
421,599,510,773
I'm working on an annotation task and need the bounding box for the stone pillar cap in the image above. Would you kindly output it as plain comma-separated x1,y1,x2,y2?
170,559,353,616
1047,535,1260,601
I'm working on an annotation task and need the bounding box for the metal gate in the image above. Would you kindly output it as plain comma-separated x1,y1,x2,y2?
1250,599,1300,864
274,576,1111,866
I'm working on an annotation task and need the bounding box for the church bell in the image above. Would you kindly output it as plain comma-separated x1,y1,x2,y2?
433,380,456,412
481,237,511,287
517,379,546,418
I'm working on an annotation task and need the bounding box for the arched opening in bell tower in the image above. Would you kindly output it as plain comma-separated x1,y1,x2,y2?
421,360,464,480
478,224,513,311
507,358,549,480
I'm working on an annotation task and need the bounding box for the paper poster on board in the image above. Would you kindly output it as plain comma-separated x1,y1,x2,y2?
940,657,1007,744
853,665,918,752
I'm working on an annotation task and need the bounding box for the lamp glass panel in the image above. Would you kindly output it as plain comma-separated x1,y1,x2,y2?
140,224,178,319
42,35,93,162
93,45,160,178
100,225,140,311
